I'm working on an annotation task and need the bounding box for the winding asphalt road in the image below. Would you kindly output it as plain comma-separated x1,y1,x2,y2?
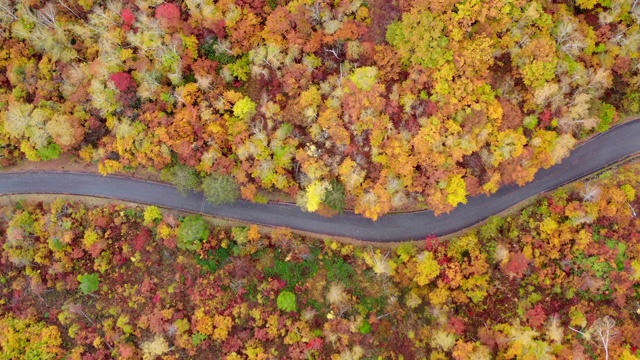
0,120,639,242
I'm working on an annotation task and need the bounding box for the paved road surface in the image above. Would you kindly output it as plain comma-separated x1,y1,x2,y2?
1,120,639,242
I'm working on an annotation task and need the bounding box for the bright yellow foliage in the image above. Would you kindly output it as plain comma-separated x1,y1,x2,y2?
299,86,321,108
413,251,440,286
212,315,233,342
157,223,174,240
539,217,558,235
98,159,124,175
621,184,636,201
575,0,598,9
82,229,99,250
143,205,163,225
446,175,468,207
429,287,450,306
0,315,63,360
302,181,330,212
461,274,490,303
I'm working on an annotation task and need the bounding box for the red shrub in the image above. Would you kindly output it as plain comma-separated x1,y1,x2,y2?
121,8,135,26
132,228,151,252
109,72,136,93
448,316,466,336
155,3,180,21
540,109,553,127
502,252,530,279
526,304,547,329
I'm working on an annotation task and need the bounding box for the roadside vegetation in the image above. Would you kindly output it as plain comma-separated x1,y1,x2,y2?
1,161,638,359
1,0,640,218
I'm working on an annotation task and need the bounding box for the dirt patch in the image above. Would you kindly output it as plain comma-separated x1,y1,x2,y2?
2,153,162,182
4,153,97,173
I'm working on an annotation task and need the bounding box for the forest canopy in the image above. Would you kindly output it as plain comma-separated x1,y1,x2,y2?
0,0,639,219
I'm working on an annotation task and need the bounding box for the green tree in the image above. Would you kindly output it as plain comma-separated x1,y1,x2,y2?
36,143,61,161
162,164,200,195
77,273,99,295
227,55,251,82
177,215,210,252
276,290,297,312
202,173,240,205
323,180,346,213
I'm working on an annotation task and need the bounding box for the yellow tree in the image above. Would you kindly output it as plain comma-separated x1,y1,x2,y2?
446,174,468,207
412,251,440,286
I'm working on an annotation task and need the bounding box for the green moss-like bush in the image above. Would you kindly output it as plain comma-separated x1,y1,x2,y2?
177,215,210,252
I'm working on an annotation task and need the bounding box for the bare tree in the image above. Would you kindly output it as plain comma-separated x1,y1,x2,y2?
58,0,81,18
568,315,617,360
38,2,61,30
368,247,393,276
554,18,586,58
580,183,601,202
0,0,17,21
590,316,617,360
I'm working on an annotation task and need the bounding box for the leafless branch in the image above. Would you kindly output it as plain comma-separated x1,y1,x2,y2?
58,0,81,18
580,183,601,202
38,3,61,30
324,46,341,59
568,326,587,338
628,203,637,217
591,316,617,360
0,0,17,20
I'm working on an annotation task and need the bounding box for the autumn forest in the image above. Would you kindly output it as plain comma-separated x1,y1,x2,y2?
0,0,639,217
1,0,640,359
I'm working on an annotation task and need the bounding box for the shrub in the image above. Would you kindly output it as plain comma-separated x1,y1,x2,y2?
143,205,163,225
277,291,297,312
162,164,200,195
177,215,210,252
323,180,346,213
155,3,180,21
232,96,257,120
202,173,240,205
36,143,62,161
77,273,99,295
358,320,372,334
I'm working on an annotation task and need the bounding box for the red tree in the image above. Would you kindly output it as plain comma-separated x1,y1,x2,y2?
502,252,530,279
155,3,181,28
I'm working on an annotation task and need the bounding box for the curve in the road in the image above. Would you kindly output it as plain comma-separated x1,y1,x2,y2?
1,119,639,242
